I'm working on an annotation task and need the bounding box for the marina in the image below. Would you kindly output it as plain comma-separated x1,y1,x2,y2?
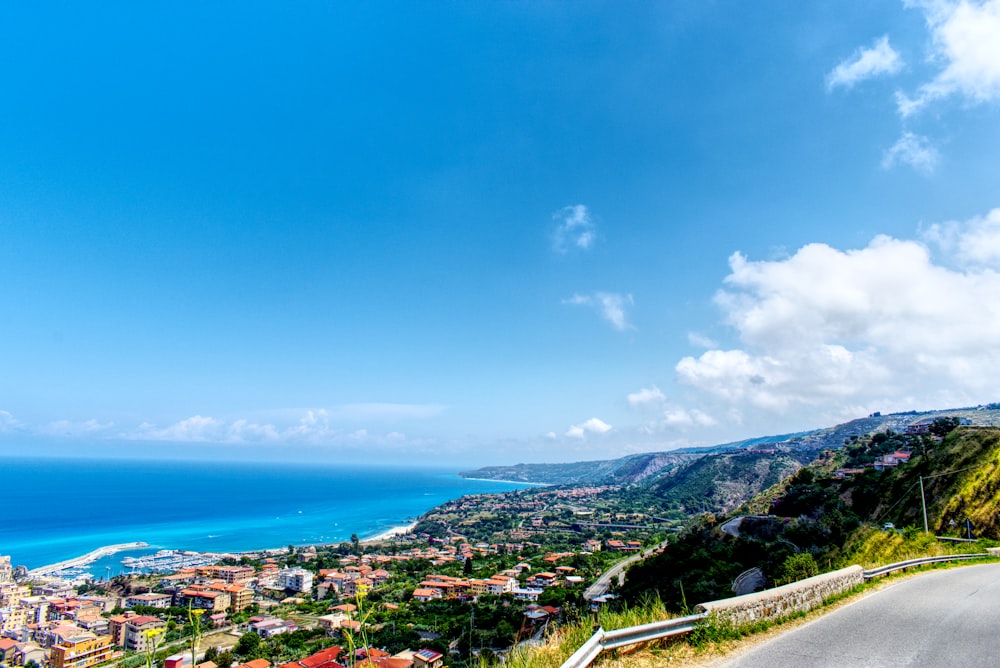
120,549,224,573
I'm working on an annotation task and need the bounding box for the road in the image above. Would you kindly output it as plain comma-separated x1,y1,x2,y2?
583,541,667,600
717,563,1000,667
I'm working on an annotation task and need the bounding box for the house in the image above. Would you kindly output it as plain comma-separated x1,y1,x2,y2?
317,613,349,633
251,618,297,638
0,638,17,665
411,588,442,602
279,647,342,668
511,587,543,601
412,649,444,668
527,572,558,588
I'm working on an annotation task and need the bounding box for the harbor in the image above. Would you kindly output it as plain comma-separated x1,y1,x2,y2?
27,542,150,577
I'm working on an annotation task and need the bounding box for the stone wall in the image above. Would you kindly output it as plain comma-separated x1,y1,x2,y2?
695,565,864,627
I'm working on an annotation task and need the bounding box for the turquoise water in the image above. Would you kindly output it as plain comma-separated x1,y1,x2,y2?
0,457,527,573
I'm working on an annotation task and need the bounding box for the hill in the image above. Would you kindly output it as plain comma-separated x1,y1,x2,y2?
461,406,1000,486
617,424,1000,611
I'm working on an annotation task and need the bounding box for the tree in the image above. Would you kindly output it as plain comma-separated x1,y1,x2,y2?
234,632,261,658
778,553,818,585
930,417,960,437
463,557,474,575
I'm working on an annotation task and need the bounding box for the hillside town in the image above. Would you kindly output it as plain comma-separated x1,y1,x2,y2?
0,485,664,668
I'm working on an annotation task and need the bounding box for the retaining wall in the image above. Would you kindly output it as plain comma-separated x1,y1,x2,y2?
696,565,864,626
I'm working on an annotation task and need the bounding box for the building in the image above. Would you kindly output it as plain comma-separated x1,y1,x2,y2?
125,593,173,609
278,568,314,593
50,633,117,668
412,649,443,668
174,588,231,612
123,616,166,652
216,566,255,584
208,583,253,611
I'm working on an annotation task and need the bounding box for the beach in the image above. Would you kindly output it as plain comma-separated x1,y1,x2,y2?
361,522,418,544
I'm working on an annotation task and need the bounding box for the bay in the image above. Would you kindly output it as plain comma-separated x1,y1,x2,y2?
0,457,528,573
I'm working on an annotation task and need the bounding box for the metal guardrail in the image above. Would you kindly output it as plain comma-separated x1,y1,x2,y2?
560,552,992,668
560,613,707,668
862,553,985,579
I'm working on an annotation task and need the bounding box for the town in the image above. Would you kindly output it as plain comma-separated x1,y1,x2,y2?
0,485,669,668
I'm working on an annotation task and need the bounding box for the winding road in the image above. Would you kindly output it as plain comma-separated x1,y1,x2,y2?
717,562,1000,667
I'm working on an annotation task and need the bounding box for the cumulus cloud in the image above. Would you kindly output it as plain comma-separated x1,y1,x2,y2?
565,417,613,439
882,132,940,174
827,35,903,90
674,212,1000,422
898,0,1000,115
627,386,667,409
564,292,635,331
552,204,597,253
923,207,1000,265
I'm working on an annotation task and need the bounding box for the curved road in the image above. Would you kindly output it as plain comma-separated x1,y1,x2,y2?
718,563,1000,667
584,541,668,600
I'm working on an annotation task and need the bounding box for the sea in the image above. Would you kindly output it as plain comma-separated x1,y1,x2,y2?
0,457,529,576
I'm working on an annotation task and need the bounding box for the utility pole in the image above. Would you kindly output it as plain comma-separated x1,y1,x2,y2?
920,476,929,533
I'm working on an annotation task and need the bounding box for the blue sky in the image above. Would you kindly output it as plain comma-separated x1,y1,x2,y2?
2,1,1000,466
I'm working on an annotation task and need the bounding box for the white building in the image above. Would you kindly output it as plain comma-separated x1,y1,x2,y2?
278,567,314,593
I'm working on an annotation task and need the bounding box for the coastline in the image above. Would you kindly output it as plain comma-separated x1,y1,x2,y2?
461,477,550,486
361,522,418,544
27,542,149,576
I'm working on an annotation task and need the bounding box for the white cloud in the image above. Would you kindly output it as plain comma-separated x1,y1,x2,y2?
627,386,667,409
663,407,718,428
882,131,940,173
131,415,224,442
674,213,1000,423
898,0,1000,115
552,204,597,253
564,292,635,331
827,35,904,90
38,419,115,437
687,332,718,349
923,207,1000,265
565,417,613,439
0,410,22,432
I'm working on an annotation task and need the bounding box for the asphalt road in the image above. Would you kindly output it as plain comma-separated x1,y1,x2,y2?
583,541,669,600
717,563,1000,667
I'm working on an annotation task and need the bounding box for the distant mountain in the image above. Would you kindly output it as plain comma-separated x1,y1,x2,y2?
461,406,1000,486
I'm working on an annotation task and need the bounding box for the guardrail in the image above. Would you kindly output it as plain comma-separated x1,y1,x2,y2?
560,613,707,668
861,553,985,579
560,552,991,668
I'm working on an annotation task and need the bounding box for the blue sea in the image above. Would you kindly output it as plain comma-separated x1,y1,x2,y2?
0,457,528,575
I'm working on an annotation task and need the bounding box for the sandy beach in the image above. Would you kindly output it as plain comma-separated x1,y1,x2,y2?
361,522,418,544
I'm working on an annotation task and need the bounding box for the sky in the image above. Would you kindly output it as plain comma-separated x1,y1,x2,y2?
2,1,1000,467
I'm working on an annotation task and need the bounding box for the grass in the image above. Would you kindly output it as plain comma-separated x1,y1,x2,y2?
490,550,999,668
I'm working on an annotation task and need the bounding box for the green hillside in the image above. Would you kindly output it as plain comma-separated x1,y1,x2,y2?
618,425,1000,611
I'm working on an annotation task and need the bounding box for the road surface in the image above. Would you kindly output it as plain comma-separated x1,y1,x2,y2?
584,541,667,600
717,562,1000,667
